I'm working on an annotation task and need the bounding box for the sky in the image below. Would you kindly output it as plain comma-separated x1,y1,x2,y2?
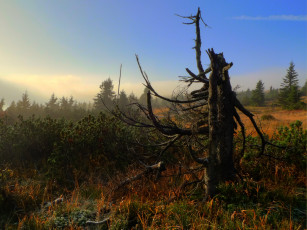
0,0,306,105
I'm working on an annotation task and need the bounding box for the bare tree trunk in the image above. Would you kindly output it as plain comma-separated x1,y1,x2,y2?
205,49,236,197
116,8,278,200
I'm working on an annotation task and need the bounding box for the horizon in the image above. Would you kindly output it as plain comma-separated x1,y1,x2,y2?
0,1,306,105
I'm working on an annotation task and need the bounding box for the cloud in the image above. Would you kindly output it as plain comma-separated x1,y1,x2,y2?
0,75,99,103
233,15,307,21
120,80,188,97
1,68,305,106
0,74,184,105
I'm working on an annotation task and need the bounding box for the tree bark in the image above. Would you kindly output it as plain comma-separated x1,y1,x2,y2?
205,49,236,197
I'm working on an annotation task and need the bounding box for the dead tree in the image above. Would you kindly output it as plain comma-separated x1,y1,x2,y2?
115,8,279,198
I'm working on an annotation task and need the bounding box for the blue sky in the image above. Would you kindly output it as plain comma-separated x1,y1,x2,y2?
0,0,306,103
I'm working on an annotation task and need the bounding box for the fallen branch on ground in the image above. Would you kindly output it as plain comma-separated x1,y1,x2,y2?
115,161,166,191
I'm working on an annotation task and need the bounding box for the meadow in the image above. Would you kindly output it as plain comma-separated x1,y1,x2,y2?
0,105,306,229
239,106,306,137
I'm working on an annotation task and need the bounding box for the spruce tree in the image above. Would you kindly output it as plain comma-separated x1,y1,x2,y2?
0,98,5,112
45,94,59,118
17,92,31,111
16,92,31,117
265,86,279,102
300,80,307,96
118,90,129,111
237,88,252,106
139,87,150,105
279,62,302,109
128,92,138,103
251,80,265,106
94,78,116,111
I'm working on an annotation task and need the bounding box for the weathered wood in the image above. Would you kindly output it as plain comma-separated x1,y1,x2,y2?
194,8,205,74
112,7,282,201
115,161,165,191
206,49,236,197
86,217,109,226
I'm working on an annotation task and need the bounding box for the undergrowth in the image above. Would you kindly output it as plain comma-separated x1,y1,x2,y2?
0,115,305,229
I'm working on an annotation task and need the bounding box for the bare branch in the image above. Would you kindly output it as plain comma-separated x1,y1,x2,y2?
183,22,195,25
194,8,204,74
185,68,209,83
135,134,180,148
182,102,207,111
115,161,166,190
234,97,285,157
188,144,209,166
175,13,196,20
159,134,182,157
135,55,204,104
147,91,194,136
86,218,110,226
113,106,155,128
118,64,122,96
200,16,210,28
233,109,245,156
191,87,208,99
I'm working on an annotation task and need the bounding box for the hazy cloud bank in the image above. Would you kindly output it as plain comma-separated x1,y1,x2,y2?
0,67,305,107
0,75,98,105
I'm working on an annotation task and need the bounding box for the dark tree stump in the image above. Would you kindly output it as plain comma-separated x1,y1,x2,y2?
206,50,236,197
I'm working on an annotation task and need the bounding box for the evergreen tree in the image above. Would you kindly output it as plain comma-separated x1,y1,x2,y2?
60,97,69,111
139,87,150,105
30,101,43,116
265,86,279,102
68,96,75,108
46,94,58,108
118,90,129,110
94,78,115,111
0,98,5,112
126,92,140,117
251,80,265,106
281,62,299,89
16,92,31,117
241,88,252,106
45,93,59,117
17,92,31,111
128,92,138,103
279,62,303,109
300,80,307,96
6,101,17,121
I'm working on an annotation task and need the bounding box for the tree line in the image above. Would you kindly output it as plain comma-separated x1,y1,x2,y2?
236,62,306,109
0,78,169,123
0,61,305,123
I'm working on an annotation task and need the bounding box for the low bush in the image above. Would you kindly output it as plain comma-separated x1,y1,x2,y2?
261,114,276,121
0,114,305,229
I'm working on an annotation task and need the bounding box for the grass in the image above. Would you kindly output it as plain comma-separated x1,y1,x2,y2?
1,158,305,229
154,101,307,137
0,106,306,229
238,106,306,137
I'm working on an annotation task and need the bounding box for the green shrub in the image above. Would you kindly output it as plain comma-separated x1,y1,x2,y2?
47,113,144,184
0,113,149,184
0,116,65,167
272,120,306,169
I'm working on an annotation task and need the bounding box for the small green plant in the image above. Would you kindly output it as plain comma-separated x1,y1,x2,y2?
46,209,95,228
272,120,306,169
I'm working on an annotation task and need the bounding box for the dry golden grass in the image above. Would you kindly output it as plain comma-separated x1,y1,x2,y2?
1,102,305,229
239,107,306,136
154,103,306,137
